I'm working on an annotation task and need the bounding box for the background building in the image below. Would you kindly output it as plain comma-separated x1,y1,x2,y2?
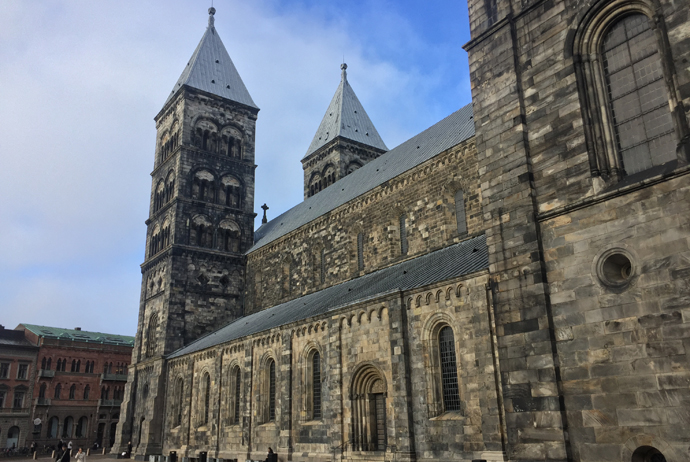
0,326,38,450
0,325,134,450
114,1,690,461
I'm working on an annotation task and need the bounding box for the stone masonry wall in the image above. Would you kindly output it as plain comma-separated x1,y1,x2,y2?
246,138,481,313
159,272,503,462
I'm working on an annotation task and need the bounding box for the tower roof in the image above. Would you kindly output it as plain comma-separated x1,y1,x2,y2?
303,64,387,160
165,8,258,110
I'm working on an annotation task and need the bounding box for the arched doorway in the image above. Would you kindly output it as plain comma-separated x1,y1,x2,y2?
109,422,117,447
97,423,105,446
350,364,387,452
62,416,73,438
48,417,59,438
6,426,20,448
632,446,667,462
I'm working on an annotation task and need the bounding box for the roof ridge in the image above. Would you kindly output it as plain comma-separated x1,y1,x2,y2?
252,104,474,251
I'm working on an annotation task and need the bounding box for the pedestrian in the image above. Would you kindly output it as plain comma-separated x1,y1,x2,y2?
74,447,86,462
58,445,70,462
30,442,36,454
68,441,73,455
127,441,132,458
265,447,277,462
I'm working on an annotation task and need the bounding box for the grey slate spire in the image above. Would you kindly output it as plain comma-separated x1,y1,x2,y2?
165,7,258,109
303,63,387,159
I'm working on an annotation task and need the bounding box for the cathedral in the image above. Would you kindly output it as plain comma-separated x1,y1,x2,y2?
113,0,690,461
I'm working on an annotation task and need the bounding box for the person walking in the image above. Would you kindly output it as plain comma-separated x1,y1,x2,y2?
265,447,277,462
74,448,86,462
58,444,70,462
67,441,73,456
126,441,132,458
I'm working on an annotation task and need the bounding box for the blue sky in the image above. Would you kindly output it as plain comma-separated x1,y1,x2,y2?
0,0,472,336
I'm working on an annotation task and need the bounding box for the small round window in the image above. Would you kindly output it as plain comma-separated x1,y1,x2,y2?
596,248,635,288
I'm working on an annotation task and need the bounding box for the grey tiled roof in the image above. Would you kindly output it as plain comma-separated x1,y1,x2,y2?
251,103,475,252
304,65,388,159
168,234,487,359
165,16,257,109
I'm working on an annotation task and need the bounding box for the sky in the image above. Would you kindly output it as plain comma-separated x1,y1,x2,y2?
0,0,473,337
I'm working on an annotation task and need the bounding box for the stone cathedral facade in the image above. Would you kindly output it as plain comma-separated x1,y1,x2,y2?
114,0,690,461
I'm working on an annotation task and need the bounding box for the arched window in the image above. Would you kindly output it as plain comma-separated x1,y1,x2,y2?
41,357,46,370
202,373,211,425
62,416,73,438
192,170,215,202
165,171,176,203
357,232,365,271
174,377,184,427
39,383,46,399
454,190,467,236
146,314,159,358
47,358,51,370
54,384,61,399
439,326,461,412
320,249,326,284
399,214,408,255
264,359,276,422
83,385,90,400
232,366,241,425
574,9,684,179
312,351,322,420
154,180,165,212
76,417,88,437
56,359,62,372
76,360,80,372
48,417,59,438
69,384,76,400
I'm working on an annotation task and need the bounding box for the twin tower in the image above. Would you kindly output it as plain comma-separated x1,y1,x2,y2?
113,8,386,454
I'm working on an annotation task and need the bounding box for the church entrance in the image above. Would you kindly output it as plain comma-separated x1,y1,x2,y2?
350,365,387,452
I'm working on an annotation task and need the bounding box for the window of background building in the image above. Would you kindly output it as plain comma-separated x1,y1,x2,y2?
0,363,9,378
17,364,28,380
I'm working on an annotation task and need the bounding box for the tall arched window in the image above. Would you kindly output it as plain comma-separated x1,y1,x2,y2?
174,377,184,427
602,14,675,174
573,7,685,179
69,384,76,400
146,314,158,358
439,326,461,412
39,383,46,399
76,417,88,437
47,417,59,438
232,367,241,425
202,373,211,425
357,232,365,271
76,360,80,372
47,358,51,370
267,359,276,422
56,359,63,372
454,190,468,236
399,214,408,255
41,357,47,370
83,385,90,400
54,384,61,399
63,416,73,438
312,351,322,420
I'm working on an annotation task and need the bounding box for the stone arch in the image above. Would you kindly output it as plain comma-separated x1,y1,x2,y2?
622,434,679,462
190,214,214,248
349,363,388,452
570,0,687,178
218,219,241,253
191,168,217,202
219,174,242,208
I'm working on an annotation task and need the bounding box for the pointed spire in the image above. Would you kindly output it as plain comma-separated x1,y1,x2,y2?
303,64,387,159
164,8,258,110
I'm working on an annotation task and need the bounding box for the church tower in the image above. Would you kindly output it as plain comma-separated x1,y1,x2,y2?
301,64,387,199
113,8,258,457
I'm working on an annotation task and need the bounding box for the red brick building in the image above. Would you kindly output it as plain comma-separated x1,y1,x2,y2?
0,326,38,449
15,325,134,451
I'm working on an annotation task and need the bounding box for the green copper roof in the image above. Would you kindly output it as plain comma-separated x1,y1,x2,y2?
19,324,134,346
